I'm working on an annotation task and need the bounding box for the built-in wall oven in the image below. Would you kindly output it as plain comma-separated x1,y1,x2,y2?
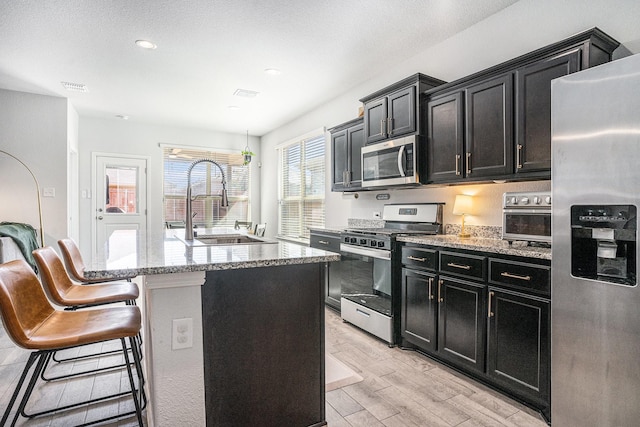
340,203,443,345
502,191,552,244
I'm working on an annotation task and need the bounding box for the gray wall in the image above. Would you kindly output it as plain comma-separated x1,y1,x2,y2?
0,88,71,247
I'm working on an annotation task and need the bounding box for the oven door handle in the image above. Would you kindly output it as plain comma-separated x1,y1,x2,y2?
340,244,391,260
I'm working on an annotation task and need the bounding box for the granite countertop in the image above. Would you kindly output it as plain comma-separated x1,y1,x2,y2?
85,228,341,280
397,235,551,260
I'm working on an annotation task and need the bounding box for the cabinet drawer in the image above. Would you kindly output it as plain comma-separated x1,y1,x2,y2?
489,259,550,296
402,247,437,270
439,251,486,280
309,233,341,253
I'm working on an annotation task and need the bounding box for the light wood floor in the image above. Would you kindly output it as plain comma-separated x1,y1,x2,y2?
325,307,549,427
1,307,548,426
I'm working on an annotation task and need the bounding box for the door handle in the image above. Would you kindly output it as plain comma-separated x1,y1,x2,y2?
488,291,495,318
455,154,461,176
317,240,329,245
466,152,472,174
407,256,426,262
380,119,385,136
387,117,393,135
428,277,434,300
438,279,443,303
397,145,406,177
516,144,523,169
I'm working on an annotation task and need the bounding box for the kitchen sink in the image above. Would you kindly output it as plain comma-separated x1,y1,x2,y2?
178,233,276,247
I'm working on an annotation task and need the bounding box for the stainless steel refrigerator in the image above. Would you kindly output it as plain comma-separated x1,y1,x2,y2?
551,53,640,425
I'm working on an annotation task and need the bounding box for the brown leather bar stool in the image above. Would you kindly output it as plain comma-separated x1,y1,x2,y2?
58,237,137,283
33,246,141,374
0,259,145,426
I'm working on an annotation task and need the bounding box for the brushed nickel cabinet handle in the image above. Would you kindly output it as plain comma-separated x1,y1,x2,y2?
428,277,434,300
516,144,523,169
466,152,472,174
408,255,426,262
438,279,443,303
447,262,471,270
501,271,531,281
455,154,461,176
387,117,393,135
380,119,385,136
318,240,329,245
488,291,495,318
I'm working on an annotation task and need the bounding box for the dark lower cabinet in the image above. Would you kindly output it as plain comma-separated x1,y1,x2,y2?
487,288,550,417
401,269,437,352
201,264,325,427
400,244,551,421
437,276,486,374
310,230,343,311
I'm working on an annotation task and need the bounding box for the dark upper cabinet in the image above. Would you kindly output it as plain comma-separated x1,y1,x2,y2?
427,74,514,183
426,91,464,183
424,27,619,184
361,73,446,145
515,49,580,173
329,118,364,192
465,73,514,179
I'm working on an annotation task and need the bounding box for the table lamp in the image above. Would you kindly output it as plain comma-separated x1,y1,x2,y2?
452,194,473,238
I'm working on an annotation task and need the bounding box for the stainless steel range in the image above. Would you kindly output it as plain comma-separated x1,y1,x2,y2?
340,203,443,344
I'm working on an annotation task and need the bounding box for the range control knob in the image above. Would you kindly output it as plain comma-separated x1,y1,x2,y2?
520,197,530,205
533,196,541,205
545,196,552,205
510,196,518,205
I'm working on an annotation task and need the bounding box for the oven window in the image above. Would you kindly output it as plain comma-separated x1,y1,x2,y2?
340,252,392,316
505,213,551,237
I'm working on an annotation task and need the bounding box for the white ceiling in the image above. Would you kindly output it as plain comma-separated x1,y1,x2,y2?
0,0,521,136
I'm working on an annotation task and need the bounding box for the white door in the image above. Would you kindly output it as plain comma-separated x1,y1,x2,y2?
93,155,147,266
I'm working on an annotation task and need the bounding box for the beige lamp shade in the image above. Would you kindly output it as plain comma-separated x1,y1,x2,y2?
452,194,473,216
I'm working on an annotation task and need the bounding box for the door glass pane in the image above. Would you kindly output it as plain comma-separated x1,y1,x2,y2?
106,166,138,214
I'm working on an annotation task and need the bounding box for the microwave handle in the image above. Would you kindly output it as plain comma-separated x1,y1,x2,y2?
397,145,406,177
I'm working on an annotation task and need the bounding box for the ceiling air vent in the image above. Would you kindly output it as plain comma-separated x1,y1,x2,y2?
233,88,259,98
61,81,88,92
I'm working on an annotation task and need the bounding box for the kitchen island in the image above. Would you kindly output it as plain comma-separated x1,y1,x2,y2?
85,229,340,427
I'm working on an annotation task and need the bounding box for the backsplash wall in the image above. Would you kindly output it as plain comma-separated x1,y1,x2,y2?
325,180,551,228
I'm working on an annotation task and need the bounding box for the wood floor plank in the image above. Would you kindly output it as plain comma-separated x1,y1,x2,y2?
345,408,387,426
326,388,364,417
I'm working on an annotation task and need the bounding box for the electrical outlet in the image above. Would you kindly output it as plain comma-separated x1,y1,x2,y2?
373,211,381,219
172,318,193,350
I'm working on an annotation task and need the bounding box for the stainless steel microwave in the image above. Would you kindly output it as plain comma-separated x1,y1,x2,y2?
361,135,419,188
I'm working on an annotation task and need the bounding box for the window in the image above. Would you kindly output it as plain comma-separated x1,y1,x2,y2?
278,130,325,240
162,147,250,228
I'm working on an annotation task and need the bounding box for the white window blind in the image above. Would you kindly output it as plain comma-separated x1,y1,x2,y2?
162,147,250,228
278,133,325,240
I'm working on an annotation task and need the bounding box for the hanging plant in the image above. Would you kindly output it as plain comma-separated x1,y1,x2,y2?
242,130,255,165
241,149,255,165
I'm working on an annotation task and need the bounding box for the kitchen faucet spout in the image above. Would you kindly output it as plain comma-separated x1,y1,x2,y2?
185,159,229,240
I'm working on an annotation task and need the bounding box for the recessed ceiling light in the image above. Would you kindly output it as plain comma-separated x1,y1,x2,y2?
135,39,157,49
61,81,88,92
228,105,240,111
264,68,282,76
233,89,260,98
116,115,129,120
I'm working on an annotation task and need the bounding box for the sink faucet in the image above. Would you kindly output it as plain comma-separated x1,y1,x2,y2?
185,159,229,240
